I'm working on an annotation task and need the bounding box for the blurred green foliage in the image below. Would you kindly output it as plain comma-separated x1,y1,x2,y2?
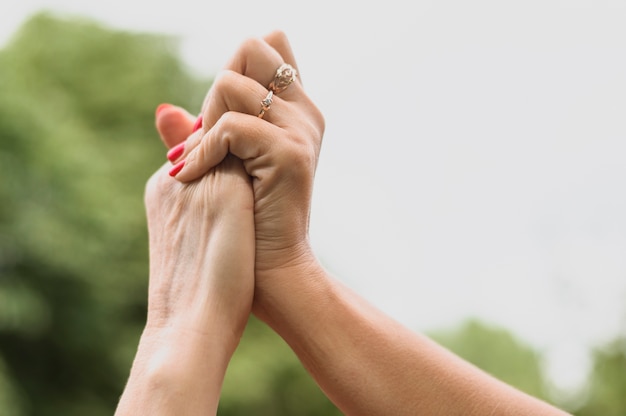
576,337,626,416
0,12,206,415
0,12,624,416
428,319,548,401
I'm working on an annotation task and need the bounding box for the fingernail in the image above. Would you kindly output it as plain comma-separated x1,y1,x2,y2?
192,115,203,132
156,103,172,117
169,160,185,177
167,142,185,162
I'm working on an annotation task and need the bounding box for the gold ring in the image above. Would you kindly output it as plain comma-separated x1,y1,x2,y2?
269,63,297,95
258,90,273,118
258,63,297,119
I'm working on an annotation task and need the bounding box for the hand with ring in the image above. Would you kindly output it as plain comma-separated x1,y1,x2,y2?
165,31,325,314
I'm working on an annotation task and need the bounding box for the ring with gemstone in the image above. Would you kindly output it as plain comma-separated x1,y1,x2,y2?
258,90,274,118
269,63,297,95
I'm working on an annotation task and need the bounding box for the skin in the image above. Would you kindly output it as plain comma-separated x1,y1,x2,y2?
115,147,254,413
118,31,572,415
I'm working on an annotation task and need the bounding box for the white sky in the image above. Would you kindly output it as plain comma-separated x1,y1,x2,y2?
3,0,626,397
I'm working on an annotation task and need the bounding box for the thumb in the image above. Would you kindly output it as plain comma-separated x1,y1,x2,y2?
155,103,198,149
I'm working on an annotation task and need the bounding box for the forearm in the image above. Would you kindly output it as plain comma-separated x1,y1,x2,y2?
115,321,237,416
255,259,570,416
121,157,255,415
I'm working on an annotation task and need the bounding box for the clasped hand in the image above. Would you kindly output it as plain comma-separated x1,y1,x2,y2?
150,29,324,327
116,31,324,415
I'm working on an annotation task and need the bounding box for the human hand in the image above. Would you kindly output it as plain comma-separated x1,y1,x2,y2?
143,152,254,341
165,32,324,311
115,109,255,415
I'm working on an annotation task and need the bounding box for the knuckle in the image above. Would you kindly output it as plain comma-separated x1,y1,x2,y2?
212,112,239,146
216,111,238,130
271,30,288,43
209,71,235,101
209,71,250,109
212,70,237,90
239,37,266,57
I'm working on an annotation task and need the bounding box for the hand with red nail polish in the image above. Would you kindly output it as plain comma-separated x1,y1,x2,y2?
116,103,254,414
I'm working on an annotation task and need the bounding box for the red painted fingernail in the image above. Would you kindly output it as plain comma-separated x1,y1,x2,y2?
192,115,203,132
156,103,172,117
167,142,185,162
169,160,185,177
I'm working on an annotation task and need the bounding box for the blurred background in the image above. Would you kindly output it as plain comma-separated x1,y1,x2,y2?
1,1,625,415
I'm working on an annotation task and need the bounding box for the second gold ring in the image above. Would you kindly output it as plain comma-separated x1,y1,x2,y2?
258,90,273,119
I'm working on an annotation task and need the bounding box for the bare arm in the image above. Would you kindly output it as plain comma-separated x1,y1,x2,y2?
254,258,570,416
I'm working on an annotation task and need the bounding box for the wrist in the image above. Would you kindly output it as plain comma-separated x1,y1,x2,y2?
144,299,248,355
254,234,317,274
252,253,329,327
116,324,235,415
135,324,236,385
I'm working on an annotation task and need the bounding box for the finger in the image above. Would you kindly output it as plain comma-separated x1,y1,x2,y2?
223,36,286,88
174,71,263,165
199,37,281,114
215,67,301,128
172,111,282,182
174,33,310,175
262,30,302,85
155,104,197,149
199,35,302,124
